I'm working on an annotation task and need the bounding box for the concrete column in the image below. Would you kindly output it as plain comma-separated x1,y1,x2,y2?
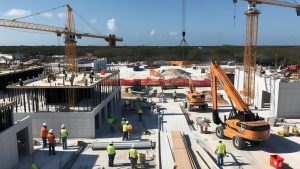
104,105,108,119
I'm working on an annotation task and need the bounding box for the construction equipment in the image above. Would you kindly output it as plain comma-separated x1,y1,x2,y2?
0,4,123,72
232,0,300,105
210,61,270,150
185,79,207,111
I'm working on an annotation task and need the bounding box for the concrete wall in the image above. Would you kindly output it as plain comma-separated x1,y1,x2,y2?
14,87,121,138
275,81,300,118
0,116,33,169
14,112,95,138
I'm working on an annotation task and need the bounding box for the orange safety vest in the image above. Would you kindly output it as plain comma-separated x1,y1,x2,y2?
47,134,55,144
40,127,48,138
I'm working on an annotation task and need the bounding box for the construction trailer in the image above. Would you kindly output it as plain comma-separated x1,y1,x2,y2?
0,101,33,169
9,70,121,138
235,67,300,118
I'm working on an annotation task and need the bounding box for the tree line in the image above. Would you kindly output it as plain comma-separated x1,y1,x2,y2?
0,46,299,66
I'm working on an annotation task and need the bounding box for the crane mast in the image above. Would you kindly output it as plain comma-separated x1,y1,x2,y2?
0,4,123,72
233,0,300,105
64,4,77,72
243,3,259,105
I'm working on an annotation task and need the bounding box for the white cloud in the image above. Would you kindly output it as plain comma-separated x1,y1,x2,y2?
41,12,53,18
57,12,65,19
4,9,31,18
150,29,156,36
169,32,178,36
91,19,97,23
107,18,116,32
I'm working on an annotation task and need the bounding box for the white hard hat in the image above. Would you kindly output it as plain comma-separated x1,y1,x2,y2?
61,124,65,128
42,122,47,126
110,140,113,145
132,144,135,148
49,129,53,133
126,121,129,124
122,118,125,120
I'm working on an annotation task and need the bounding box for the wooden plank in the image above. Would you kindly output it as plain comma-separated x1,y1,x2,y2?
171,131,194,169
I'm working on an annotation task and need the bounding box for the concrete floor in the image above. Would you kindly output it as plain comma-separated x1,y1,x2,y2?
16,96,157,169
16,86,300,169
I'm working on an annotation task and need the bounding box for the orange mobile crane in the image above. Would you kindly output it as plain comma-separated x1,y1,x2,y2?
0,4,123,72
210,61,270,149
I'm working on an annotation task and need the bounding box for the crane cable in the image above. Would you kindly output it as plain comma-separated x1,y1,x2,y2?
12,5,67,21
72,9,102,35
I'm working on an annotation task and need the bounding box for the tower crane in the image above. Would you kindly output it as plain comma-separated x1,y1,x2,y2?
233,0,300,105
0,4,123,72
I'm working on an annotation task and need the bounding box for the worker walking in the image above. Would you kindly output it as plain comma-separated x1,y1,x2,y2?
123,121,129,140
106,141,116,167
128,144,138,169
138,108,143,121
47,129,56,155
215,140,226,166
40,122,48,149
60,124,68,150
173,91,177,102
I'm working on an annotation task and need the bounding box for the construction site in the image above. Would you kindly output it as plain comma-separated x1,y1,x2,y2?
0,0,300,169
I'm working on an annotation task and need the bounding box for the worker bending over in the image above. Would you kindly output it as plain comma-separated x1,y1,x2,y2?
215,140,226,166
129,144,138,169
107,141,116,167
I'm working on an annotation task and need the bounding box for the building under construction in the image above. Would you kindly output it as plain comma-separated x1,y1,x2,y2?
10,70,121,138
0,101,33,169
0,66,44,91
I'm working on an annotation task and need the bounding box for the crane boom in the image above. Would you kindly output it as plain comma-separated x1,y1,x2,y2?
241,0,300,9
0,19,123,41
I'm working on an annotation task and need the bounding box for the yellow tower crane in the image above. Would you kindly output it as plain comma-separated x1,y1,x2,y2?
0,4,123,72
233,0,300,105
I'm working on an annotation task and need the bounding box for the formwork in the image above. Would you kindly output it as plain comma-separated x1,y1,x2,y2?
0,66,44,90
0,101,15,132
6,70,120,113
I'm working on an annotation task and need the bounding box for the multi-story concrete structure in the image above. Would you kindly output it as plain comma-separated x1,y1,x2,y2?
10,70,121,138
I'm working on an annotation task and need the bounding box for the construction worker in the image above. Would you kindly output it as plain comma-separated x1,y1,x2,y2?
107,114,115,131
120,118,126,130
40,122,48,149
60,124,68,150
106,141,116,167
127,123,133,139
47,129,56,155
138,108,143,121
128,144,138,169
123,121,129,140
215,140,226,166
31,163,38,169
173,91,177,102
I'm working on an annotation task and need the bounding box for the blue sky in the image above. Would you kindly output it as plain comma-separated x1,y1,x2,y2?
0,0,299,46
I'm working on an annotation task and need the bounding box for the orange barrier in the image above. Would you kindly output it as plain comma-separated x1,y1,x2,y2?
120,78,210,87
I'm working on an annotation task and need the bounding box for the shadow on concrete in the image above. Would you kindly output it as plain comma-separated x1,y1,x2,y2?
246,134,300,153
72,153,98,168
96,102,158,140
